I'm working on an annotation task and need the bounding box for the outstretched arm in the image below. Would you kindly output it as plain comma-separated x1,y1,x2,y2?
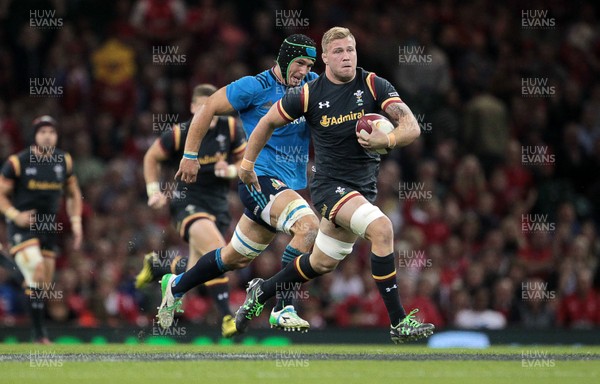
175,87,235,183
238,102,289,192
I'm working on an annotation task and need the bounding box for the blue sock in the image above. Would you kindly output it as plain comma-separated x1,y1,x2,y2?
281,245,302,268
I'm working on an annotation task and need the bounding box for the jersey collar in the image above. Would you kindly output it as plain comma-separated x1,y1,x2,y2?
269,66,287,86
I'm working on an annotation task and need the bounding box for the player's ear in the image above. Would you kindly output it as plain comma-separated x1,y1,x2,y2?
322,52,327,65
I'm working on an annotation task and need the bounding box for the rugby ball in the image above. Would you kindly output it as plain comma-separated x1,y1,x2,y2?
356,113,394,154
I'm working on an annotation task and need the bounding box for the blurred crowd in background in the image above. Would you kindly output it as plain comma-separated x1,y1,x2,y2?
0,0,599,331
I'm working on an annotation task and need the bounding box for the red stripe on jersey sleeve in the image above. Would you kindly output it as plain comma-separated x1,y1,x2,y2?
276,100,294,122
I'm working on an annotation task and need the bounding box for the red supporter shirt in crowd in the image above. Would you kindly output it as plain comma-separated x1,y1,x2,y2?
557,289,599,327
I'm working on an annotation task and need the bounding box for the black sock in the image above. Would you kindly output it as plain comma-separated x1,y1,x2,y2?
261,253,321,304
371,252,406,325
206,277,232,317
27,287,47,340
171,248,228,296
274,245,303,311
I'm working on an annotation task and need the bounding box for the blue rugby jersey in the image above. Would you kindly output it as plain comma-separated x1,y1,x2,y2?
226,69,318,190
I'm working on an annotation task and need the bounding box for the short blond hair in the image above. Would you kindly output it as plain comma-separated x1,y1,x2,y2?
322,27,354,53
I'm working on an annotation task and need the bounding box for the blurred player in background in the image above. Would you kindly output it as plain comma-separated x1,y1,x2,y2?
0,241,23,280
236,27,435,343
0,116,82,343
135,84,246,337
157,34,320,332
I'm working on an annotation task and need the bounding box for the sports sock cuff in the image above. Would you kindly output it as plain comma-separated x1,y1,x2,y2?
295,253,320,281
204,276,229,286
25,286,40,297
215,248,229,272
282,245,302,264
370,252,396,280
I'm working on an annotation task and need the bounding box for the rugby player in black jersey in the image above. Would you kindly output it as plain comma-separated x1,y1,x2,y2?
236,27,434,343
0,116,83,343
135,84,246,337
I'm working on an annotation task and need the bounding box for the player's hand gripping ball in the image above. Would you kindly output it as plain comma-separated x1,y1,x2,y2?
355,113,394,154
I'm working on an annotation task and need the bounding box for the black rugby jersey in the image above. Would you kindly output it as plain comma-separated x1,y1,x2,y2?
1,147,73,215
278,67,402,188
158,116,246,202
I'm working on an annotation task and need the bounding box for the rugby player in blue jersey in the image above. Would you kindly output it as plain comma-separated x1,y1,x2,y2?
157,35,320,333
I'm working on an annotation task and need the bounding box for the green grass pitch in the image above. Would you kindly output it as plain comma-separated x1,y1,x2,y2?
2,344,599,384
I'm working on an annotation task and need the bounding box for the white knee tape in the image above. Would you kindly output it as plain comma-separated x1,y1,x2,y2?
259,194,276,224
276,198,314,235
350,203,385,238
314,231,354,261
231,225,269,259
14,247,44,286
